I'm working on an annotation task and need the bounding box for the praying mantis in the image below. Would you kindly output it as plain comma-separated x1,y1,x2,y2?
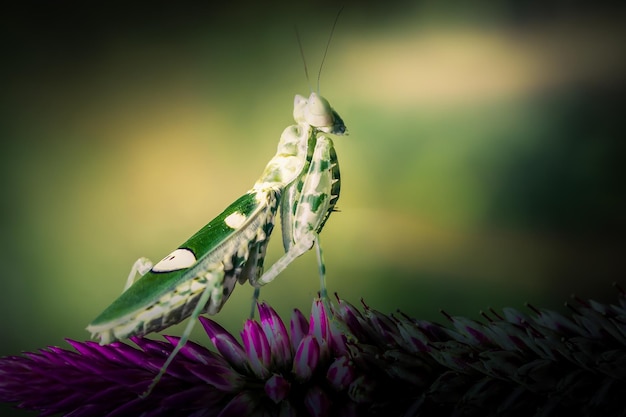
87,13,347,396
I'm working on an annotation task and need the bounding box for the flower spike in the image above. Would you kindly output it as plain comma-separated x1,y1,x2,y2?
2,291,626,416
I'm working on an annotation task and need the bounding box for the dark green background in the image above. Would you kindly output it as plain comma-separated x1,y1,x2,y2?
2,2,625,416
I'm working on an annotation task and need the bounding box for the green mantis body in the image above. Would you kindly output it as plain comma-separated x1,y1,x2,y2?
87,91,346,395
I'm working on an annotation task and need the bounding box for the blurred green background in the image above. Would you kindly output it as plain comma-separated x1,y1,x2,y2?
2,2,625,415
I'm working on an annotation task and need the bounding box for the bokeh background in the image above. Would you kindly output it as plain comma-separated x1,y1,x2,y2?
2,2,625,415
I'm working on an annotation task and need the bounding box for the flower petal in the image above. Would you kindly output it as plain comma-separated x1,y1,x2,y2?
362,302,400,345
309,299,330,343
264,373,291,403
304,385,331,417
326,356,355,391
328,320,348,357
241,320,271,379
290,308,309,352
199,317,249,374
185,361,245,392
292,335,320,382
258,302,292,370
216,391,257,417
309,299,332,361
277,400,299,417
348,375,377,404
334,298,370,341
163,336,223,366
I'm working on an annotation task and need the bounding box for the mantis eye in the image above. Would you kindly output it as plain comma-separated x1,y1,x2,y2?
293,94,308,123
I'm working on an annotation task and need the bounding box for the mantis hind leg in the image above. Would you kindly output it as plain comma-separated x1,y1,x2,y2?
314,235,328,302
250,287,261,319
140,271,222,398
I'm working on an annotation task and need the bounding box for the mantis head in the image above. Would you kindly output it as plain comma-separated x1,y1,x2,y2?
293,92,346,136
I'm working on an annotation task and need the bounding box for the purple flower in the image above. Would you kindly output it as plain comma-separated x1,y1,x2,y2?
1,292,626,416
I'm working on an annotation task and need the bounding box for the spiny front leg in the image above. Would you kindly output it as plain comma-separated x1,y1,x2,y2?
254,233,316,287
295,136,340,301
253,228,329,301
254,135,340,297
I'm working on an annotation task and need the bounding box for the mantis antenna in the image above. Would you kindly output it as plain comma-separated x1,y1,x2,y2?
317,6,344,93
295,26,312,93
295,6,344,94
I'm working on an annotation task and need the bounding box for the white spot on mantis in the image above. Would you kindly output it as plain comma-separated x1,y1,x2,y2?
225,212,247,229
152,248,196,272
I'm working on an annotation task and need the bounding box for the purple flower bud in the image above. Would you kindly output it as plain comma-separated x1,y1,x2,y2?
258,302,292,369
413,319,452,343
304,385,331,417
530,306,585,336
362,303,399,344
326,356,355,391
348,375,377,404
588,299,608,314
129,337,172,373
328,319,348,356
334,297,366,338
480,322,527,352
386,363,429,386
447,316,492,346
309,299,330,343
217,391,257,417
290,308,309,352
241,320,271,379
66,339,145,366
502,307,533,326
199,317,249,374
278,400,299,417
264,373,291,403
395,320,431,353
428,342,473,372
163,336,223,365
185,361,245,392
309,299,331,360
292,335,320,382
159,385,224,411
130,336,172,357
